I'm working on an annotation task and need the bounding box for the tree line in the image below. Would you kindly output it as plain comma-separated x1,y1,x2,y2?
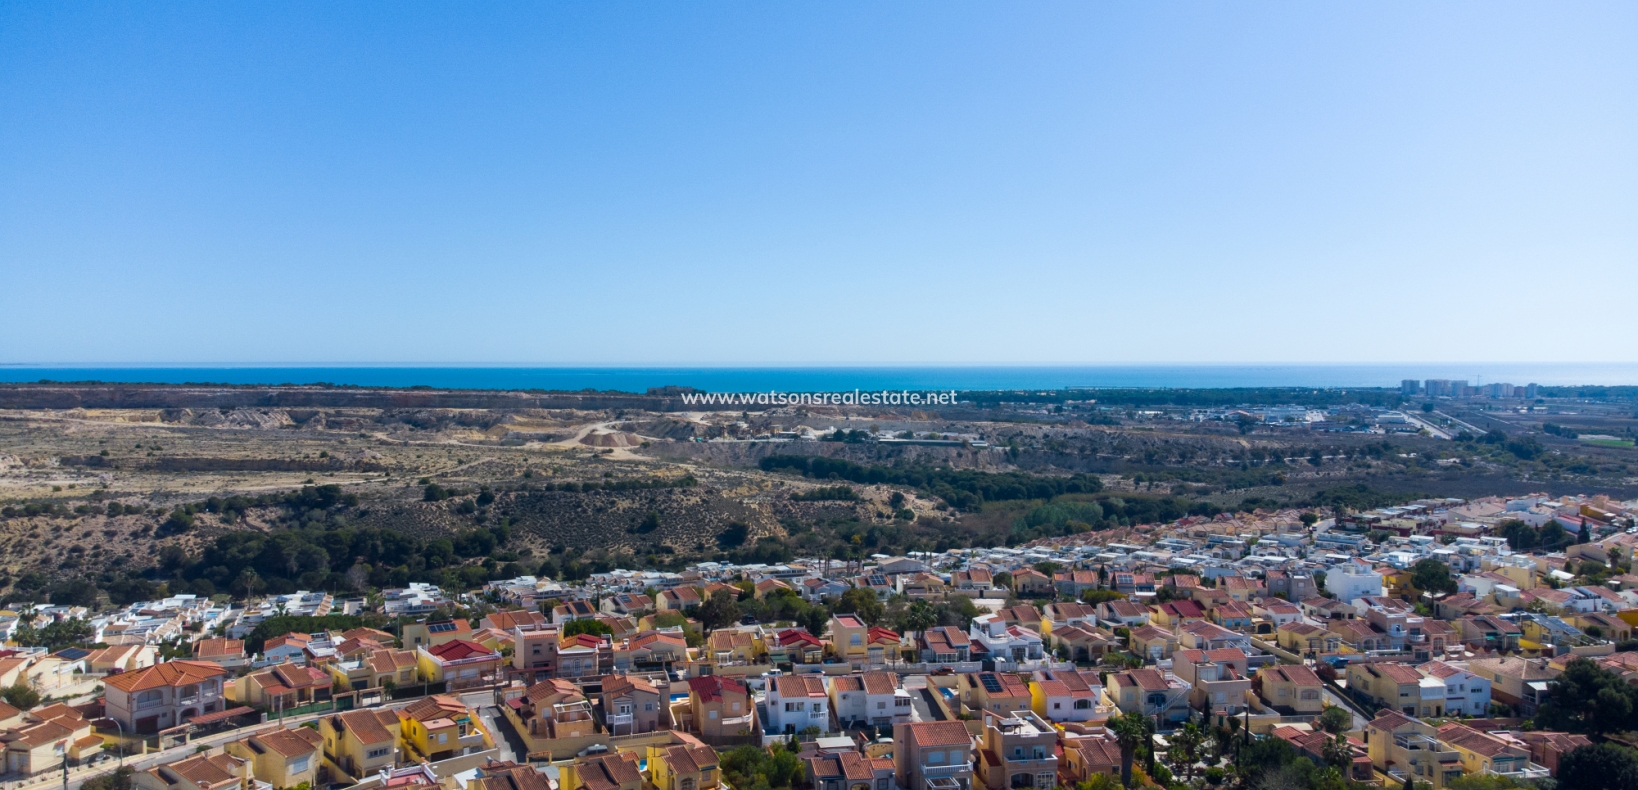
759,456,1103,509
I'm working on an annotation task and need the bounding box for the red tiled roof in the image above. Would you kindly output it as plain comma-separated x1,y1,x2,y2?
103,660,226,692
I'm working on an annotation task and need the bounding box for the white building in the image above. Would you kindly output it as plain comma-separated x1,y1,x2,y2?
969,613,1044,663
829,672,913,729
766,675,830,736
1420,661,1492,717
1323,560,1384,601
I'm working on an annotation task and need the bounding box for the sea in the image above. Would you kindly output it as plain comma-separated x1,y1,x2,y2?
1,364,1636,393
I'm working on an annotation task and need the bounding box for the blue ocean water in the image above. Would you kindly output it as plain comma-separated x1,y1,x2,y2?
1,364,1636,393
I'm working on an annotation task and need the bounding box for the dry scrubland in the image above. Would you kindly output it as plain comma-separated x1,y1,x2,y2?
1,385,1634,592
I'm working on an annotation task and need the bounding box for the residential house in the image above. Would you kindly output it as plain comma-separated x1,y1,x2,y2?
1419,662,1491,718
894,720,975,790
191,639,249,670
233,663,331,711
1093,601,1148,630
551,600,600,625
400,620,474,650
1105,669,1191,725
650,740,724,790
1252,601,1303,629
1112,573,1155,596
1327,620,1391,653
767,675,830,736
659,587,702,612
416,639,504,687
995,605,1044,635
1435,723,1547,781
801,578,851,603
968,615,1043,664
805,749,894,790
952,570,994,593
599,595,655,618
1178,621,1252,652
1219,576,1264,602
960,672,1033,718
1053,571,1098,599
84,644,158,674
319,709,402,782
262,634,315,665
769,629,826,665
1027,669,1104,723
1275,622,1340,657
1041,603,1096,634
132,751,248,790
1047,625,1117,664
830,615,870,665
1149,600,1207,630
1,705,100,776
1256,665,1324,716
1059,731,1120,785
224,726,324,790
1347,663,1444,718
1172,648,1251,714
687,676,756,743
1324,561,1384,601
514,679,595,741
1210,601,1255,631
556,633,606,679
976,710,1058,790
1011,569,1053,597
1300,597,1354,621
560,752,644,790
918,627,972,664
1466,657,1559,716
104,660,230,735
481,610,550,633
616,631,687,673
397,695,490,762
470,762,555,790
830,673,912,729
1362,711,1462,789
599,674,663,735
708,630,761,667
512,625,559,680
1570,612,1633,642
1515,731,1592,777
1127,626,1179,663
1265,570,1317,602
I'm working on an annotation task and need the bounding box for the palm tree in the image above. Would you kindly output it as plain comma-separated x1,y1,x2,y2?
1110,712,1153,789
1167,720,1205,783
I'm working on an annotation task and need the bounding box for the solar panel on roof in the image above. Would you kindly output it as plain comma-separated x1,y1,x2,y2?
980,673,1003,693
428,622,458,633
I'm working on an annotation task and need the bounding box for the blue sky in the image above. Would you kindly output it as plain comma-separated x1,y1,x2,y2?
2,3,1634,365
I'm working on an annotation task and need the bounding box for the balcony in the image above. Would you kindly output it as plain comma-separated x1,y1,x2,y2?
923,764,971,778
1490,764,1551,781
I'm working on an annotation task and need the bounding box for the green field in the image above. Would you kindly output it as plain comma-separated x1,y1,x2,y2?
1580,438,1636,448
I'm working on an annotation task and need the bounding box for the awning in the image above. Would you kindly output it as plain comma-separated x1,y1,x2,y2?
189,706,257,725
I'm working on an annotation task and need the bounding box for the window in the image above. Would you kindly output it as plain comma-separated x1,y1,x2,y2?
1053,703,1060,710
877,702,887,709
927,752,944,765
1074,700,1090,710
368,747,392,759
290,756,311,773
645,702,655,711
851,635,862,646
708,711,719,720
732,702,741,711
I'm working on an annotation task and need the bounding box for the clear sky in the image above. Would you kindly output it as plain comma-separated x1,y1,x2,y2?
2,3,1634,365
